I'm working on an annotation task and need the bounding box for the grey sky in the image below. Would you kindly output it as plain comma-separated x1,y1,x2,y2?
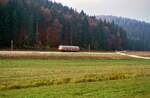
52,0,150,23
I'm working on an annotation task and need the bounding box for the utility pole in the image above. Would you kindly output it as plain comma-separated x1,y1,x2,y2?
70,31,73,45
88,44,91,52
36,20,39,44
11,40,13,51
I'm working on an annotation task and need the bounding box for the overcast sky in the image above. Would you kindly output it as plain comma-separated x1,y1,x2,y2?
52,0,150,23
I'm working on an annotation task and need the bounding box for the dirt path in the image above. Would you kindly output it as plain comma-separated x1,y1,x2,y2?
116,52,150,60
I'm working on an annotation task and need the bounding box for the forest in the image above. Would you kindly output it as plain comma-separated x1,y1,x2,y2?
98,15,150,51
0,0,127,50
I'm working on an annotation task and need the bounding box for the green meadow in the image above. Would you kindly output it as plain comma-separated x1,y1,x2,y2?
0,58,150,98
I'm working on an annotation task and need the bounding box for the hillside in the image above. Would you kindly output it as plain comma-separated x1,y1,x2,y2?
0,0,126,50
97,15,150,50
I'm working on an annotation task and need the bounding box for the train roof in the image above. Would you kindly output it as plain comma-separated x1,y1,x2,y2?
59,45,79,48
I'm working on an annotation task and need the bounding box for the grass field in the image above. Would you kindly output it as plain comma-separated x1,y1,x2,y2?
0,51,150,98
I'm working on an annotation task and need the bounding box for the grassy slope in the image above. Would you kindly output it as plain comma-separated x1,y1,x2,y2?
0,59,150,98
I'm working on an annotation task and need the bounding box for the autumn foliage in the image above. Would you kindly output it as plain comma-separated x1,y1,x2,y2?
0,0,127,50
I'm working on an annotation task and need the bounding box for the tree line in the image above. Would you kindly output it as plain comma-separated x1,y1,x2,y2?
0,0,127,50
98,15,150,51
